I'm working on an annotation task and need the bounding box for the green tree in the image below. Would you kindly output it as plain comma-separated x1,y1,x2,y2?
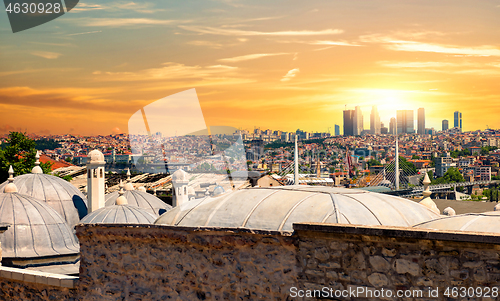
367,159,381,167
432,167,465,184
0,132,52,182
411,155,420,159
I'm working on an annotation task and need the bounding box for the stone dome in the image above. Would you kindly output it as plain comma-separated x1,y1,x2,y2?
155,186,439,231
0,191,79,265
414,211,500,233
87,149,105,163
172,169,188,182
105,190,172,217
80,205,157,224
0,173,88,228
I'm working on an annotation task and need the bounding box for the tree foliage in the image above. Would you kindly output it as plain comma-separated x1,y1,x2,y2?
0,132,52,182
450,149,471,158
432,167,465,184
367,159,381,167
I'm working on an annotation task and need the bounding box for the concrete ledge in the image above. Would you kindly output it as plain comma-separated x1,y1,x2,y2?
0,266,78,288
293,222,500,244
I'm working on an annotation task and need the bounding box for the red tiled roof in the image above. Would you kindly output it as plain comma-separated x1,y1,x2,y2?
39,154,74,171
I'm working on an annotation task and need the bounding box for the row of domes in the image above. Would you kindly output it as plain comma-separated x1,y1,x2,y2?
2,150,500,267
0,153,173,267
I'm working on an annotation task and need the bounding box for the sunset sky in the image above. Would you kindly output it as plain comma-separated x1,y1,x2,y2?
1,0,500,135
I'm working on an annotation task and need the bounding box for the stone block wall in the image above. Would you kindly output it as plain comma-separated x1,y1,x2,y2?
0,267,78,301
76,224,298,300
294,223,500,300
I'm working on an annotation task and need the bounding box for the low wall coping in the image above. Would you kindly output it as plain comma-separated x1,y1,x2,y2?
0,266,78,288
293,222,500,244
75,223,294,236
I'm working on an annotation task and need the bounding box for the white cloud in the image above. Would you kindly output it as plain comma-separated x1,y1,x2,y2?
67,30,102,36
379,61,459,68
387,41,500,57
310,40,360,46
360,33,500,57
70,2,164,13
179,26,343,36
281,68,300,82
218,53,289,63
92,62,240,82
31,51,61,59
71,18,176,27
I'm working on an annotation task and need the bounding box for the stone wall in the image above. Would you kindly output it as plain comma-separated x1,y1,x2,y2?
294,223,500,300
76,224,298,300
0,267,78,301
5,223,500,300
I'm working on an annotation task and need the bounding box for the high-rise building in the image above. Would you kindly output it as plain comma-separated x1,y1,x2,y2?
454,111,462,131
343,110,354,136
417,108,425,135
396,110,414,134
353,106,363,135
370,106,381,135
389,117,396,135
442,120,449,131
334,124,340,136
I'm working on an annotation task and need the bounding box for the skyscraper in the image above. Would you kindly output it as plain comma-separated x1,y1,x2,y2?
353,106,363,135
370,106,381,135
334,124,340,136
417,108,425,135
396,110,414,134
389,117,396,135
454,111,462,131
343,110,354,136
442,120,449,131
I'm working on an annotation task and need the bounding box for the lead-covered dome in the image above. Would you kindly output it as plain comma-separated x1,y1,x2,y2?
80,205,157,224
155,186,439,231
414,211,500,233
0,173,88,228
105,190,172,217
0,192,79,266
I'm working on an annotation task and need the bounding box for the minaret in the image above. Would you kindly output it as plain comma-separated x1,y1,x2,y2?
32,151,43,174
87,150,106,213
172,169,189,207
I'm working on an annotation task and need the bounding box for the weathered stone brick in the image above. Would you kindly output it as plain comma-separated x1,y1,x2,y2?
367,273,389,287
369,256,390,272
394,259,420,276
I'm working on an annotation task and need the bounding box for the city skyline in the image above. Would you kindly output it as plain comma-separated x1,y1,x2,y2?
1,1,500,135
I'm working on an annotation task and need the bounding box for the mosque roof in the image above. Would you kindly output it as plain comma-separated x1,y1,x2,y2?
105,190,172,217
0,173,88,228
155,185,439,231
80,205,157,224
414,211,500,233
0,192,79,260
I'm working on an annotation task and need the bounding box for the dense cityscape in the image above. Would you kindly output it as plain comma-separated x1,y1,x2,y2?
1,105,499,201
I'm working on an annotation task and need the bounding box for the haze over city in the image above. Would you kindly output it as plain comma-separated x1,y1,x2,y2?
1,0,500,135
